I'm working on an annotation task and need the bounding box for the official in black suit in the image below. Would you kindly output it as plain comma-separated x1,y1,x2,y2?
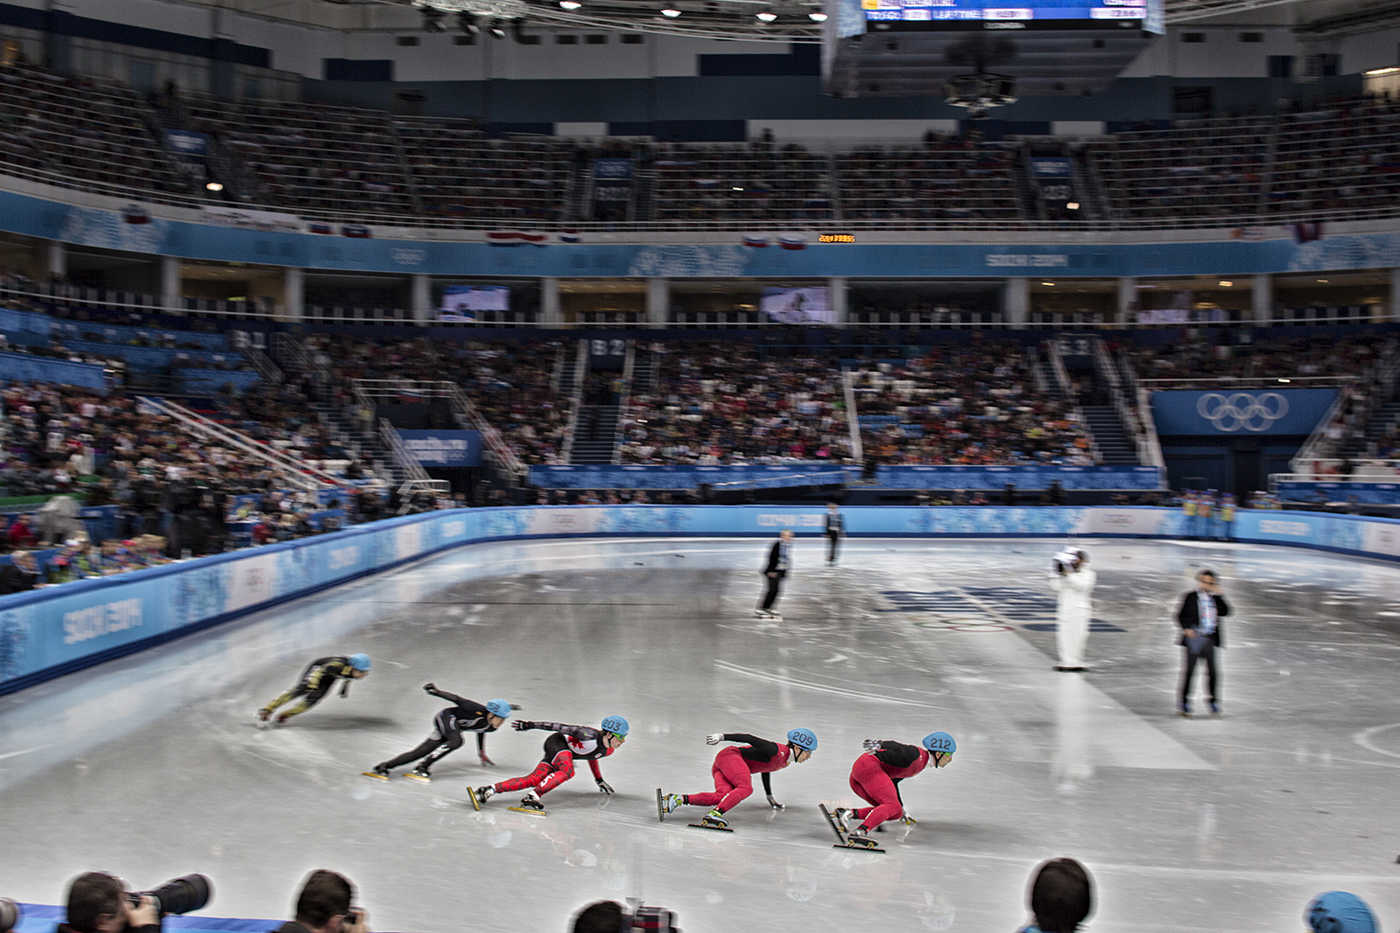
756,529,794,619
824,502,844,565
1176,569,1230,717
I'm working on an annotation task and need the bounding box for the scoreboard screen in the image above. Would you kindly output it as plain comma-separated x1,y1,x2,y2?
861,0,1158,28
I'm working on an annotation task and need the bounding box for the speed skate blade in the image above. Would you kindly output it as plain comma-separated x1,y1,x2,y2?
403,773,431,784
688,822,733,833
655,788,665,823
834,842,885,853
468,789,482,811
508,806,547,817
818,804,848,845
360,771,389,782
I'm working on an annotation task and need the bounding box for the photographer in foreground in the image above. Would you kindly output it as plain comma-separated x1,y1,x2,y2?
56,873,159,933
275,870,369,933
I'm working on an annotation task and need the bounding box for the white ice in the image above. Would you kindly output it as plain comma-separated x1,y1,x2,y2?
2,537,1399,933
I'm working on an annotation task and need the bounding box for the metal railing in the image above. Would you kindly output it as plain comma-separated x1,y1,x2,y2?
350,378,527,478
843,368,864,464
1271,461,1400,485
1045,338,1102,465
377,416,450,495
609,341,636,466
1092,335,1153,466
136,395,340,491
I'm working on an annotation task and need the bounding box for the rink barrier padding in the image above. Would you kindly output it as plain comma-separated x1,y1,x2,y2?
12,903,399,933
2,505,1398,695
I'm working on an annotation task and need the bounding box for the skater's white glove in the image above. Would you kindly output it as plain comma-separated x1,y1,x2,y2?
596,778,615,795
705,733,723,745
861,738,882,752
766,795,784,810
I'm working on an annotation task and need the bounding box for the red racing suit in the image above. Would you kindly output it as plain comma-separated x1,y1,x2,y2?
492,721,615,797
848,741,930,832
684,733,791,814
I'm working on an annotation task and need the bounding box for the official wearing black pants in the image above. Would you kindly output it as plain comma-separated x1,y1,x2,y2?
825,503,844,565
757,529,793,618
1177,569,1230,717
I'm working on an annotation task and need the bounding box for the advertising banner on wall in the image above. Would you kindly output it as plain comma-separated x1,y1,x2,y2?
1150,389,1338,435
397,429,482,467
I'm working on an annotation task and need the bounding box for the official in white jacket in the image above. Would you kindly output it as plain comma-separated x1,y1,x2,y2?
1049,548,1096,672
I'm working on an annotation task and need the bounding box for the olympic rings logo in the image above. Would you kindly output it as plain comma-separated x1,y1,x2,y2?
1195,392,1290,432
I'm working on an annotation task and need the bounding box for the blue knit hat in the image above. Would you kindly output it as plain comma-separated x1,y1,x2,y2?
1306,892,1377,933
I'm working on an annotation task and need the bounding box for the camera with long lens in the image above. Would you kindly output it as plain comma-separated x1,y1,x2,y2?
627,905,678,932
0,896,21,933
126,875,212,916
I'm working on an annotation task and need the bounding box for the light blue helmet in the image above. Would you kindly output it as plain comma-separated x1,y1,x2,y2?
1306,892,1377,933
787,728,818,751
923,731,956,756
348,653,371,672
485,699,512,720
601,715,629,737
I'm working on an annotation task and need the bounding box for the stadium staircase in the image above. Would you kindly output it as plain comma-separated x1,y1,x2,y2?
1041,340,1104,464
271,334,397,485
569,343,629,464
1081,336,1142,465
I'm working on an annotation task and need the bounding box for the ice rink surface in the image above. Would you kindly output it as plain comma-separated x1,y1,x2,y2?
3,536,1400,933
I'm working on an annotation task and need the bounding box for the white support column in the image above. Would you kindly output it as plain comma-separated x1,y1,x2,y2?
283,267,304,323
1390,268,1400,322
1251,273,1273,326
160,255,180,311
542,277,562,326
645,277,669,328
1116,276,1136,325
830,276,848,327
411,273,430,325
44,240,66,279
1003,277,1029,329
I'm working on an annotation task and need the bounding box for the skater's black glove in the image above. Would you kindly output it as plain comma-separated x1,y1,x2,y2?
512,720,533,731
596,778,615,795
766,795,784,810
423,682,437,693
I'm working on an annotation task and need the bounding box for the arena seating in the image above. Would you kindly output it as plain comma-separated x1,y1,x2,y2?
394,117,573,222
1089,114,1274,222
3,53,1400,229
850,343,1095,465
652,141,836,222
619,344,853,464
837,136,1022,221
183,95,414,218
0,64,189,196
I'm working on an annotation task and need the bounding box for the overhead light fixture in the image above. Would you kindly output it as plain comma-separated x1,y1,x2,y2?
560,0,580,8
457,11,480,32
205,181,224,192
1041,281,1055,286
756,9,778,22
1316,278,1329,283
1217,280,1233,287
808,10,828,21
1364,66,1400,77
422,6,448,31
1066,200,1080,210
488,19,507,37
660,6,682,15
